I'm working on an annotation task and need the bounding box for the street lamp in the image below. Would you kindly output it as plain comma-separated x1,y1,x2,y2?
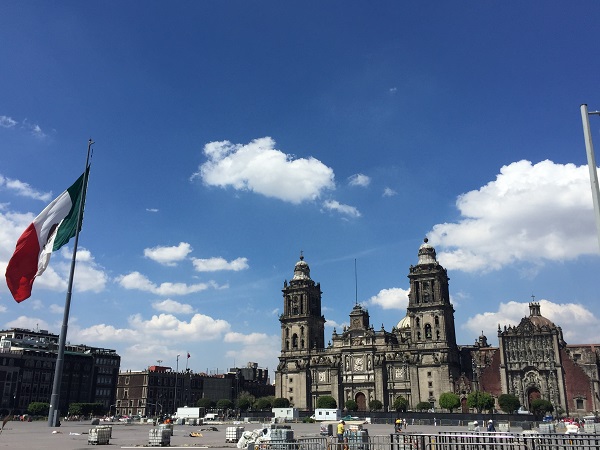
109,404,116,419
174,354,180,414
581,104,600,251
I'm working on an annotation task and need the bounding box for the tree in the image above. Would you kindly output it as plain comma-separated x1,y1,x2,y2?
498,394,521,414
27,402,49,416
254,397,272,410
393,396,409,413
217,399,234,410
236,391,255,411
345,400,358,411
530,399,553,419
467,391,495,413
196,398,215,409
438,392,461,413
416,402,432,411
368,399,383,411
316,396,337,409
273,397,290,408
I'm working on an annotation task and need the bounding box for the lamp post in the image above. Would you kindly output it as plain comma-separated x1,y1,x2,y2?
581,104,600,251
174,354,180,414
109,404,116,420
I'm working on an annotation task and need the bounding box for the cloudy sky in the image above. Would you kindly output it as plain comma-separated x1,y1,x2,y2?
2,2,600,379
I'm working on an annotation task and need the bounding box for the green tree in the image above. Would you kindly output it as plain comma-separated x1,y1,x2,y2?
467,391,495,413
273,397,290,408
254,397,272,410
438,392,461,413
530,399,553,419
393,396,409,412
345,400,358,411
416,402,432,411
217,399,234,410
27,402,49,416
368,399,383,411
316,396,337,409
236,391,255,411
196,398,216,409
498,394,521,414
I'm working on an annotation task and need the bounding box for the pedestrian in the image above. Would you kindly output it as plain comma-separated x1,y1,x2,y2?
403,418,407,428
487,420,495,432
473,420,480,432
337,420,345,443
434,417,437,426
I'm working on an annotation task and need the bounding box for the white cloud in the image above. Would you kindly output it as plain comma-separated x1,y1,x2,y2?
116,271,217,296
146,208,159,213
462,299,600,345
192,256,249,272
0,175,52,201
5,315,51,331
0,116,17,128
192,137,335,204
144,242,192,266
152,299,195,314
322,200,361,218
429,160,598,273
383,187,397,197
348,173,371,187
366,287,410,310
22,119,47,139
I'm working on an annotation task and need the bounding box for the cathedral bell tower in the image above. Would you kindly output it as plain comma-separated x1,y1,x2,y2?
280,253,326,353
407,238,458,351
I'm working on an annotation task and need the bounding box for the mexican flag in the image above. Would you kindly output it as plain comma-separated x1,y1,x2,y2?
5,169,88,302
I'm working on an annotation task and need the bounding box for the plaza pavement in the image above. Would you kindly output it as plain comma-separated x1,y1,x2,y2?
0,419,524,450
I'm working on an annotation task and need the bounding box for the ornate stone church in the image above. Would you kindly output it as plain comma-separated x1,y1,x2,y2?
275,239,600,415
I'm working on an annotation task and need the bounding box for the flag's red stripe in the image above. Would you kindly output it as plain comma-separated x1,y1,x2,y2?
5,223,41,302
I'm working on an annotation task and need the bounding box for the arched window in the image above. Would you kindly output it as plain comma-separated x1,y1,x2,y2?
416,318,420,328
292,334,298,349
434,316,439,326
425,324,432,339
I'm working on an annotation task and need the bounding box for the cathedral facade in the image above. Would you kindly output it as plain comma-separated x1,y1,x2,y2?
275,239,600,416
275,239,462,411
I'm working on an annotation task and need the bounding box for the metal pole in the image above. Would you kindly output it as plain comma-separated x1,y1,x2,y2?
580,104,600,251
47,139,93,427
174,355,180,414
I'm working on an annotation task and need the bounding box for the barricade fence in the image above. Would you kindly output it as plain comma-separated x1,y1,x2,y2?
245,433,600,450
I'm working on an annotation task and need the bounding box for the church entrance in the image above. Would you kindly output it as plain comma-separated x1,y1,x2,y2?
355,392,367,411
527,388,541,409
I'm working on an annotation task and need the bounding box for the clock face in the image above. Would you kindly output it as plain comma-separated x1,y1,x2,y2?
354,357,364,371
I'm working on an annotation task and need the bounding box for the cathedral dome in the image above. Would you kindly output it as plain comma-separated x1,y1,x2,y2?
292,253,311,280
527,302,557,329
396,315,411,330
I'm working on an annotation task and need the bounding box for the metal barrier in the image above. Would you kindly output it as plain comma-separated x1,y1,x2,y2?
246,433,600,450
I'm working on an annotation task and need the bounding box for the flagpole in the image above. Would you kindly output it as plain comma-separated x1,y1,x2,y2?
48,139,93,427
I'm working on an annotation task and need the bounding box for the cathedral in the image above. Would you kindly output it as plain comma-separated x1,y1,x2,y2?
275,239,600,416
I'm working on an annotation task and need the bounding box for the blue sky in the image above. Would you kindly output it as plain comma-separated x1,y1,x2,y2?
2,2,600,380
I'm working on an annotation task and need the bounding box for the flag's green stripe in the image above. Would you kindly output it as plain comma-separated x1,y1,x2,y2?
52,168,88,251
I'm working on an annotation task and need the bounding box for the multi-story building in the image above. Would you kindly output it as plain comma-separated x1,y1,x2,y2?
0,328,120,415
116,362,273,417
275,239,600,415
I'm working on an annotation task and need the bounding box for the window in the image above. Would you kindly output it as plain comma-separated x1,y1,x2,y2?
576,398,584,409
428,381,433,388
427,372,432,377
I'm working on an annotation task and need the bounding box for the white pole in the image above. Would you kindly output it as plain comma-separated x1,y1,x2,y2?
580,104,600,251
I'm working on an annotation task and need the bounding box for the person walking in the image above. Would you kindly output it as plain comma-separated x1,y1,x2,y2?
337,420,345,444
487,420,496,432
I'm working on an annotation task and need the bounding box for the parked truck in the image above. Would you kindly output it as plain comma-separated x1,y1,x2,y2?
310,409,341,421
174,406,205,420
